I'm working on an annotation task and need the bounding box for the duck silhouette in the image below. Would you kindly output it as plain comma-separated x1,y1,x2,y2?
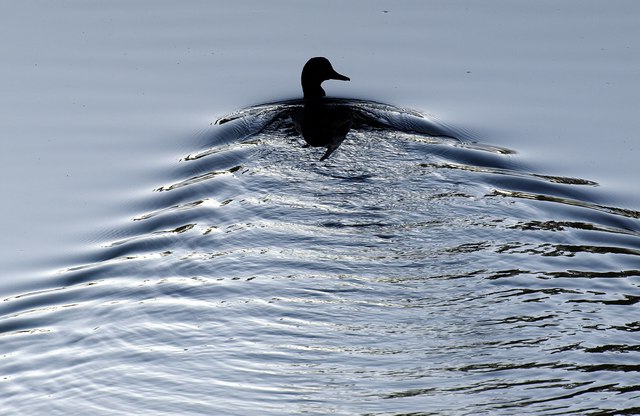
295,57,353,161
217,57,467,159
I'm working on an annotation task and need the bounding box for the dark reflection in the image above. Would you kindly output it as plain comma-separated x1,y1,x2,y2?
293,57,353,161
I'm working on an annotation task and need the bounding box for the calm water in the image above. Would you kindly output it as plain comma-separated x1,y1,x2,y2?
2,2,640,415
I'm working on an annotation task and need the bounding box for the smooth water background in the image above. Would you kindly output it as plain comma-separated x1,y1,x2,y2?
1,1,639,415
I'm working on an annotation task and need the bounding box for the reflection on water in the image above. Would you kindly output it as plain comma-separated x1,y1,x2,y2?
1,100,639,415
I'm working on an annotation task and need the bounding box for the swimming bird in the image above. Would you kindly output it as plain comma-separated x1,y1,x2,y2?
296,57,353,161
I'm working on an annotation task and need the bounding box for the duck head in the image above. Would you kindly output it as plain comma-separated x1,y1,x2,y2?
301,57,350,99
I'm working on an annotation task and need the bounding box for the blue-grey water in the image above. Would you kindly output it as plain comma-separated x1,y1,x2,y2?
2,2,640,415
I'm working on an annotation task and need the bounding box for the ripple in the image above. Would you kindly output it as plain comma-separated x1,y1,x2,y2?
2,99,639,415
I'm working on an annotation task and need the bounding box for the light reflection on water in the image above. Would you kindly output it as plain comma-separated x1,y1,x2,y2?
1,100,639,415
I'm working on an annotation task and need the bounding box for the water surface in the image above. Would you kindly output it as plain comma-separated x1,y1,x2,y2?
2,97,639,415
1,2,639,415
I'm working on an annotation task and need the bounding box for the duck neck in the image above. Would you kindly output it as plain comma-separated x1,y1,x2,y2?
302,81,326,99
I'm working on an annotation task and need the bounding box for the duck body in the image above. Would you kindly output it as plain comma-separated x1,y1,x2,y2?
297,57,353,161
300,100,353,161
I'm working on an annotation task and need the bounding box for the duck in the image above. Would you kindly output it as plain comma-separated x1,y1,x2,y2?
296,57,353,161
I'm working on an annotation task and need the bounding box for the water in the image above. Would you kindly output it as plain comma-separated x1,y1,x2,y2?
2,2,640,415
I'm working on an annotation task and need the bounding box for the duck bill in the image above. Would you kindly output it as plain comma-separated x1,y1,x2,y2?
330,70,350,81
